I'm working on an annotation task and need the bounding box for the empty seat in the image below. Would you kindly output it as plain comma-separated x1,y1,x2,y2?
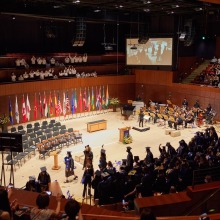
11,127,17,133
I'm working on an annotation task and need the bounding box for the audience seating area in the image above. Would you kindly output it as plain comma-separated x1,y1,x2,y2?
192,58,220,87
0,53,126,83
2,120,82,170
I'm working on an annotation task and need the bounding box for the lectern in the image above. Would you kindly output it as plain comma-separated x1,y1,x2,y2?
118,127,131,142
50,151,61,170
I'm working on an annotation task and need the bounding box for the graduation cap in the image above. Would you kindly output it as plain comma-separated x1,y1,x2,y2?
95,170,101,176
40,166,47,172
101,172,110,178
107,169,115,175
145,147,151,151
29,176,36,181
126,146,132,150
128,170,137,176
166,142,171,146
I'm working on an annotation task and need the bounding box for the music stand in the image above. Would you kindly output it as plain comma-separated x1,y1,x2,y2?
0,133,22,186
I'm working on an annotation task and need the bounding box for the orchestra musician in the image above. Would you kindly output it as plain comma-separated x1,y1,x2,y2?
182,98,188,109
185,111,194,128
193,100,200,117
206,103,212,115
168,113,183,130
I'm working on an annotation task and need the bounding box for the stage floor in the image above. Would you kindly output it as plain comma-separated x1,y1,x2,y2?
2,109,213,202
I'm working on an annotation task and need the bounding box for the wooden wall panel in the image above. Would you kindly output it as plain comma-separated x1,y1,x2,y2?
0,75,135,125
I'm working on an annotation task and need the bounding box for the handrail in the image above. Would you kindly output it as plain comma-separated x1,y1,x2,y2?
82,213,139,219
185,187,220,216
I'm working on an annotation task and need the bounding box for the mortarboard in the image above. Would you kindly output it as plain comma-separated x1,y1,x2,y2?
29,176,36,181
40,166,47,172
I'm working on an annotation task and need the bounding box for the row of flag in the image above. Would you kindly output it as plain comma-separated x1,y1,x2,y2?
8,85,109,125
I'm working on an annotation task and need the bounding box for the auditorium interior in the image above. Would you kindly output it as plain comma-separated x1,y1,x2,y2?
1,0,220,219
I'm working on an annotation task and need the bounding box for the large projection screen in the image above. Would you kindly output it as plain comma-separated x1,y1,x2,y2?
126,38,173,66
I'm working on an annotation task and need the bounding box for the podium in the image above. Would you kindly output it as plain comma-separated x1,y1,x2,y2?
50,151,61,170
118,127,131,142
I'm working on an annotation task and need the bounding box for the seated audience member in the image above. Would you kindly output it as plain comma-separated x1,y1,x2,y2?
40,71,45,80
50,57,56,66
18,75,24,81
42,58,47,66
69,54,75,64
210,56,217,64
64,199,81,220
72,68,76,75
37,57,43,66
140,208,156,220
11,73,16,82
38,166,51,191
78,56,83,63
20,58,27,68
29,71,35,79
82,53,88,62
30,192,61,220
25,176,41,193
15,58,21,68
31,56,36,65
0,189,11,220
23,72,29,79
65,56,70,65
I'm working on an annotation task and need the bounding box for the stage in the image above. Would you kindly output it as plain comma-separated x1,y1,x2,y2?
2,109,211,202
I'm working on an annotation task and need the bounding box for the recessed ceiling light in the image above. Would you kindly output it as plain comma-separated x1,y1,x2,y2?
94,9,101,12
143,8,150,12
73,0,80,3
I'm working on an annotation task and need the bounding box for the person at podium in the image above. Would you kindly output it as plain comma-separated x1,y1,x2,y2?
64,151,78,183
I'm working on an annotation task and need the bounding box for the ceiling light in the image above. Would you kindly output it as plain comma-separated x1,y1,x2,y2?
105,45,113,51
73,0,80,3
143,8,150,12
194,7,203,11
94,9,101,12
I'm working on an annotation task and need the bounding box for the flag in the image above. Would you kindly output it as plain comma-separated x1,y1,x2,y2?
22,95,27,123
49,92,53,116
87,87,91,112
91,87,95,111
102,85,105,109
15,96,19,124
54,91,59,117
43,92,48,117
26,94,31,121
66,91,70,113
74,88,78,111
63,92,66,117
96,86,99,110
34,93,38,120
79,88,83,113
71,90,75,114
39,93,43,118
83,87,87,111
57,92,62,115
106,84,109,107
8,97,13,125
99,86,102,110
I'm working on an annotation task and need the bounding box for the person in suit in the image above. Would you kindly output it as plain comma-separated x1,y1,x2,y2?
139,109,145,127
126,146,133,171
182,98,188,109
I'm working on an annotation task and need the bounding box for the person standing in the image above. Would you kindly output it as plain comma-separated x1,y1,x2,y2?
182,98,188,109
139,109,145,127
38,167,51,191
64,151,78,183
83,145,93,170
126,146,133,171
145,147,154,164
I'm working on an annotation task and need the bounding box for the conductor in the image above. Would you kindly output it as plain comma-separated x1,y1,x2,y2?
139,108,144,127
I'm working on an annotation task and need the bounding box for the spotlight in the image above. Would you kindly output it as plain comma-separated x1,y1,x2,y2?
179,32,186,41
